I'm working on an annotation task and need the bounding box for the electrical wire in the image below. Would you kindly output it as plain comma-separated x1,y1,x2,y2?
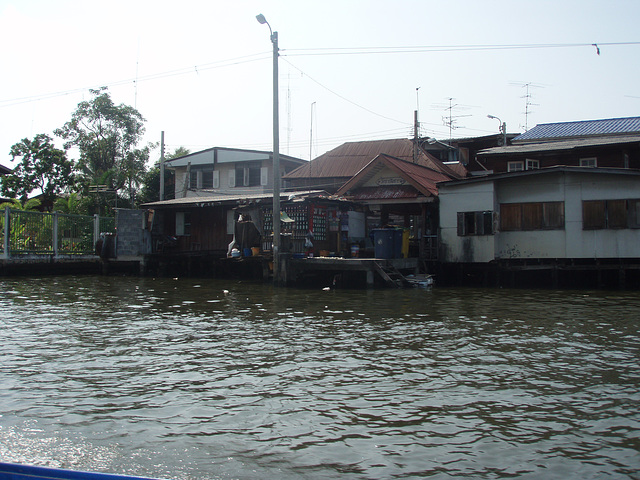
0,52,272,108
282,58,410,126
2,40,637,108
282,41,640,57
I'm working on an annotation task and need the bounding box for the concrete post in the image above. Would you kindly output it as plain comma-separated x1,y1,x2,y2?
52,212,59,256
2,207,9,259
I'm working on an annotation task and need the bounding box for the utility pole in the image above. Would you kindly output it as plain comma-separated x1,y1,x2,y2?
257,14,282,285
413,110,419,163
159,131,165,201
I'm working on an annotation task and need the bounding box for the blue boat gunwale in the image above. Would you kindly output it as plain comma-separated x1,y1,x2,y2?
0,462,163,480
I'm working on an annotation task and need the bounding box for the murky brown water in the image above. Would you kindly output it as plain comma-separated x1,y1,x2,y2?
1,276,639,479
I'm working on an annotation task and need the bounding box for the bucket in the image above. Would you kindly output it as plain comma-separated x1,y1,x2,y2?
251,247,260,256
243,248,252,257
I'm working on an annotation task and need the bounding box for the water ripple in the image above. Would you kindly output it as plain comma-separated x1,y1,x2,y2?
1,276,639,479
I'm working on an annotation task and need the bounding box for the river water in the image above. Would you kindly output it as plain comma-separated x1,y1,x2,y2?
1,275,639,480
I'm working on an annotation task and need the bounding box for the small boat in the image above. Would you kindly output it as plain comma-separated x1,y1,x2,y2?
0,462,163,480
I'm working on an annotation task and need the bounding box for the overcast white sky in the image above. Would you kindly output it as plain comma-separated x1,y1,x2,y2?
1,0,639,168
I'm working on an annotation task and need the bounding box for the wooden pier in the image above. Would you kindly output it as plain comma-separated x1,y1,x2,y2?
283,255,424,288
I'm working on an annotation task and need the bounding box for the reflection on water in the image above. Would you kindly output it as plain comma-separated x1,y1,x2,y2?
1,276,639,479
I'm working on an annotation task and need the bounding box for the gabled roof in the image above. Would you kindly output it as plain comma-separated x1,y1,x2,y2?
0,164,11,175
337,154,454,199
284,138,464,180
164,146,306,168
514,117,640,143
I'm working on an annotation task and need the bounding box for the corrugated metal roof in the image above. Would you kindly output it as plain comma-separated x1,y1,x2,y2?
479,134,640,156
438,165,640,188
283,138,463,180
514,117,640,142
142,190,328,208
337,154,453,199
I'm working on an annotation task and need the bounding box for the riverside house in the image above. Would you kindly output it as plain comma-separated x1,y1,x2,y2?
437,117,640,288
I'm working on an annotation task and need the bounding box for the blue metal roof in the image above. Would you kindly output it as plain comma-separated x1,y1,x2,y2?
514,117,640,142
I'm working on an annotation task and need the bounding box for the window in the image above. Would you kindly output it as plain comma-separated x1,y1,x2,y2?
201,168,214,189
580,157,597,167
508,160,539,172
500,202,564,231
508,161,524,172
176,212,191,236
189,170,198,189
234,162,262,187
526,159,540,170
583,199,640,229
457,211,494,236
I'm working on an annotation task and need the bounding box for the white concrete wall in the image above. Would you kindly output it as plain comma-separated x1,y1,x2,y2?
439,181,496,263
440,170,640,262
569,172,640,259
174,162,280,198
495,174,568,259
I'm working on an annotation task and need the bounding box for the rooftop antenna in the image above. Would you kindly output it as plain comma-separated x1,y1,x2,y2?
439,97,471,143
414,87,420,163
309,101,316,162
286,72,292,154
134,38,140,108
307,102,316,190
510,81,544,131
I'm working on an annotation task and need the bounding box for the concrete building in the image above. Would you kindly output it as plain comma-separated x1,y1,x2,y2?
437,166,640,287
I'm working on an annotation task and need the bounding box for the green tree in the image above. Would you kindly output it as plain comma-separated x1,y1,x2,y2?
0,197,42,211
1,134,76,204
54,88,154,208
53,192,91,215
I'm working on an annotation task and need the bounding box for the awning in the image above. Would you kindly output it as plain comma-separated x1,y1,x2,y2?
280,211,295,223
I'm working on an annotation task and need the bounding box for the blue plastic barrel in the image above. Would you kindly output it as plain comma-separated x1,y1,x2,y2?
393,229,403,259
373,229,395,259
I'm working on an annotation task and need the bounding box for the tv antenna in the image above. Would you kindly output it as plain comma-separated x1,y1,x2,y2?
432,97,471,142
510,81,545,131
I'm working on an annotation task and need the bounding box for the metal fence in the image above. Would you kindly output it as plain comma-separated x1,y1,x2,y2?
1,207,115,257
57,213,95,254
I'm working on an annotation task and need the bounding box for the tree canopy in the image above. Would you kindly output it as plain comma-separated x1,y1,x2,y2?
54,88,154,207
1,134,76,204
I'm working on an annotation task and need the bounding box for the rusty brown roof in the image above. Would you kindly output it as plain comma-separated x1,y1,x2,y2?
283,138,465,180
337,154,454,199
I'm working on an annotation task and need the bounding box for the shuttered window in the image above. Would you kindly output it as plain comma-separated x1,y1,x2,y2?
457,211,493,236
583,201,606,229
583,199,640,229
500,202,565,231
500,203,522,231
201,168,214,189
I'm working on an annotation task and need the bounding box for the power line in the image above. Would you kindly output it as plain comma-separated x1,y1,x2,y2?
282,41,640,57
0,52,271,108
3,40,637,109
282,58,409,126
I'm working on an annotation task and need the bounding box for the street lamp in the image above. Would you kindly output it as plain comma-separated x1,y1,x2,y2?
487,115,507,146
256,13,282,283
